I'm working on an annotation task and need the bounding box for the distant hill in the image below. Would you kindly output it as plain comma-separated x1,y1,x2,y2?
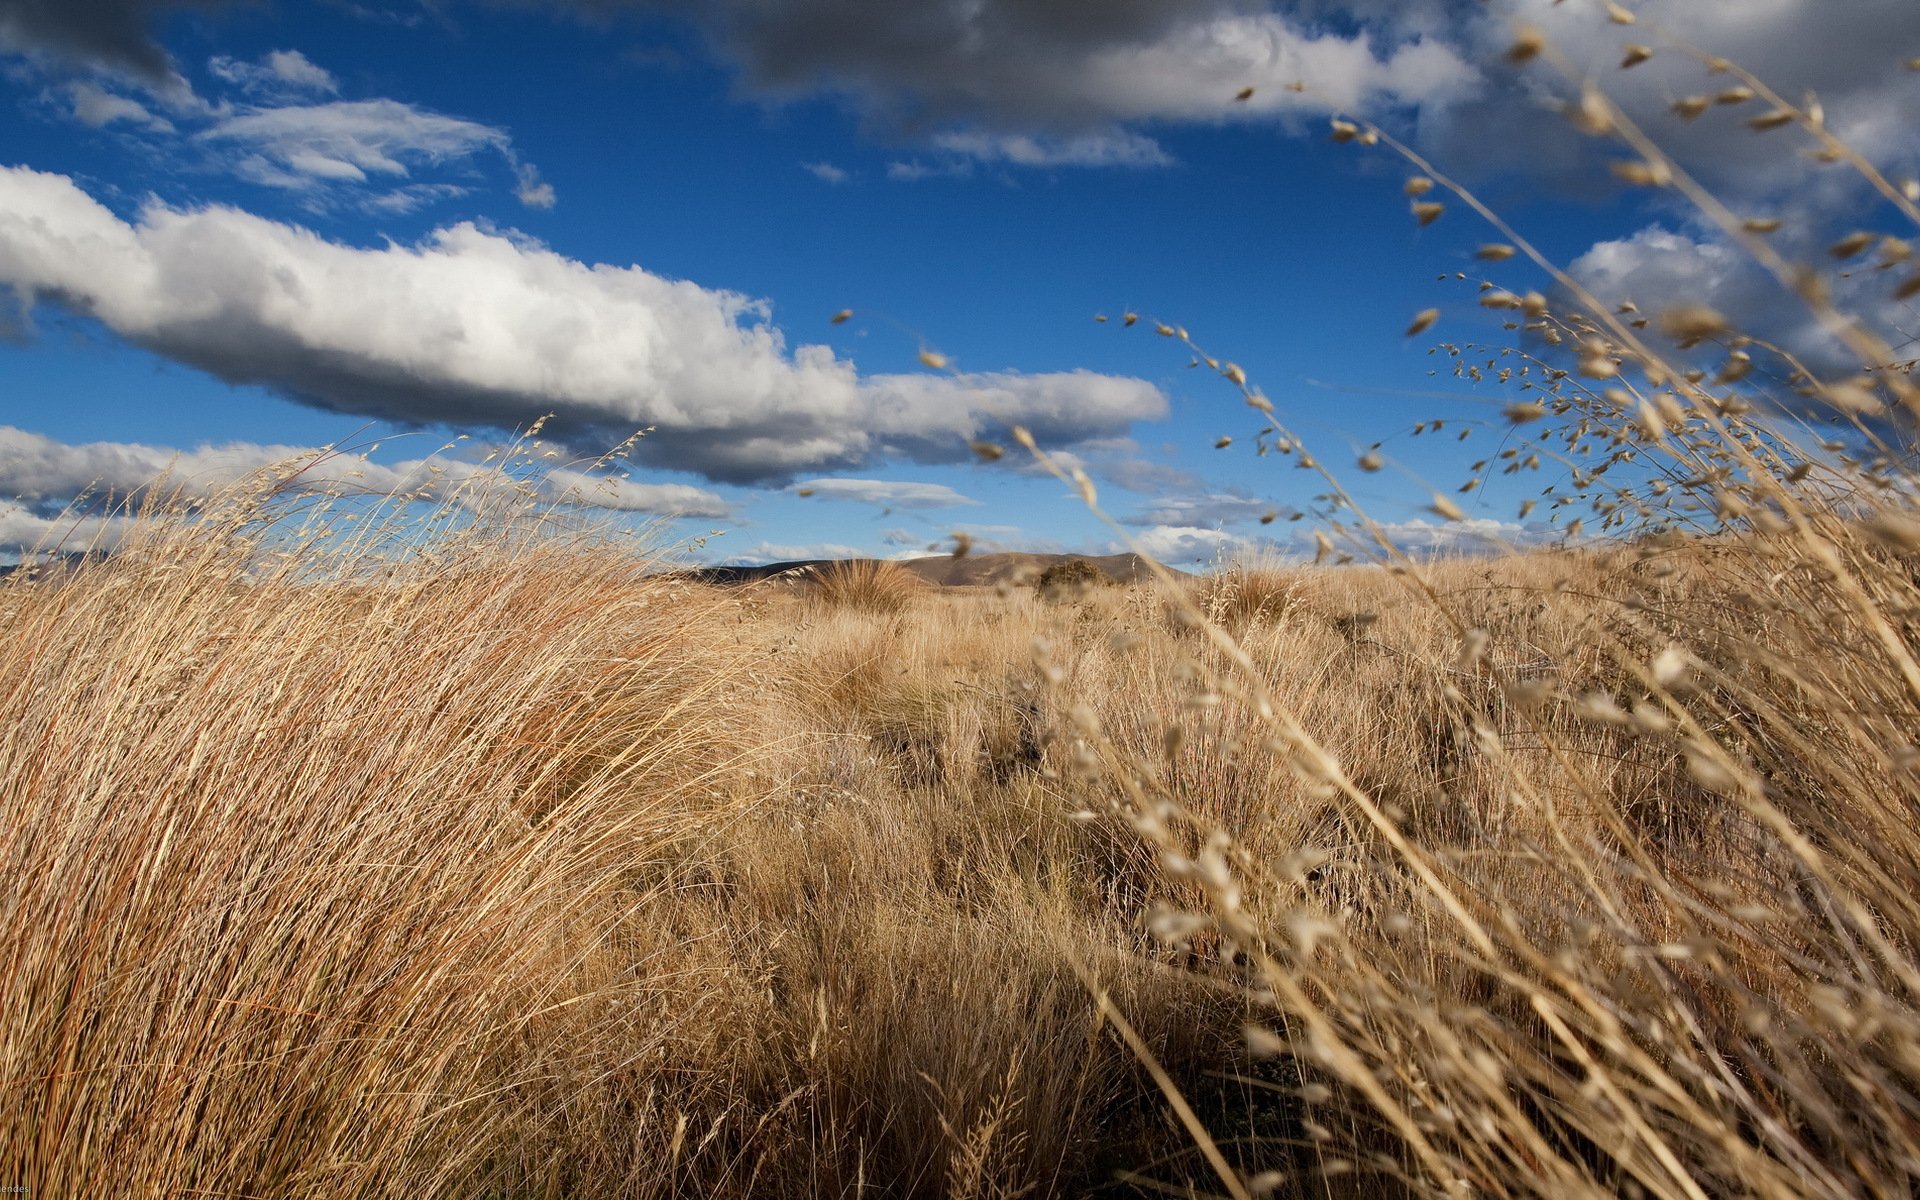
690,552,1183,589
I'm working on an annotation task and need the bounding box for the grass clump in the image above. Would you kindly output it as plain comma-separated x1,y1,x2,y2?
1035,556,1109,601
809,557,927,613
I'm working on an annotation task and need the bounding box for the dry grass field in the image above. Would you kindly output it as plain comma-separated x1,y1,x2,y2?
6,23,1920,1200
5,477,1920,1198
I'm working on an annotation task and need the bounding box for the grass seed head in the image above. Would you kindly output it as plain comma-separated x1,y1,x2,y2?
1507,24,1545,63
1830,230,1876,259
1658,304,1731,343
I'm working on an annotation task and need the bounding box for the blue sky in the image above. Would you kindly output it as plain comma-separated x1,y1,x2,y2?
1,0,1915,564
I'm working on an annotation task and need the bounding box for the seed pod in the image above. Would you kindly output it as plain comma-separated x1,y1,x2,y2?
1412,201,1445,225
1671,95,1710,120
1476,243,1517,260
1406,308,1440,336
830,308,853,324
1621,44,1652,68
1748,109,1794,131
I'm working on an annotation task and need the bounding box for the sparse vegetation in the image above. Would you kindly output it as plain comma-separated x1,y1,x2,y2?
6,13,1920,1200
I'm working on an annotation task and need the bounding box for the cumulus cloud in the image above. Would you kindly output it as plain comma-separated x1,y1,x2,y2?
1421,0,1920,199
1122,524,1247,566
1367,516,1535,557
795,478,979,509
0,503,133,557
1568,222,1918,378
0,169,1167,484
600,0,1476,134
802,160,850,184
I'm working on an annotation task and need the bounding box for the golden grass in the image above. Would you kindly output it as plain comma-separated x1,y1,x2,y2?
7,19,1920,1200
9,488,1920,1197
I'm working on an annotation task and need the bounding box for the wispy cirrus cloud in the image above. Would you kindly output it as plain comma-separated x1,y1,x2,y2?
794,478,980,509
3,29,554,214
207,48,337,98
201,95,555,209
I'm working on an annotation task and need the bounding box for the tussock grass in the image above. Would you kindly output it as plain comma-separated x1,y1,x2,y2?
808,558,929,614
9,14,1920,1200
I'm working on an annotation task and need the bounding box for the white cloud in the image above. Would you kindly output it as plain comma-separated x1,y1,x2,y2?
1121,524,1246,566
208,49,339,98
795,478,980,509
541,467,730,517
1367,516,1536,557
802,160,850,184
736,541,866,563
201,98,522,189
0,503,133,557
0,425,734,549
65,80,172,130
1122,492,1273,528
0,169,1167,484
6,38,549,213
929,129,1172,169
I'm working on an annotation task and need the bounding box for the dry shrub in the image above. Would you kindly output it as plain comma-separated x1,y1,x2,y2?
1035,557,1109,601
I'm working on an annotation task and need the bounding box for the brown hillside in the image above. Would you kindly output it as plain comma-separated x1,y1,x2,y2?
690,552,1182,588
